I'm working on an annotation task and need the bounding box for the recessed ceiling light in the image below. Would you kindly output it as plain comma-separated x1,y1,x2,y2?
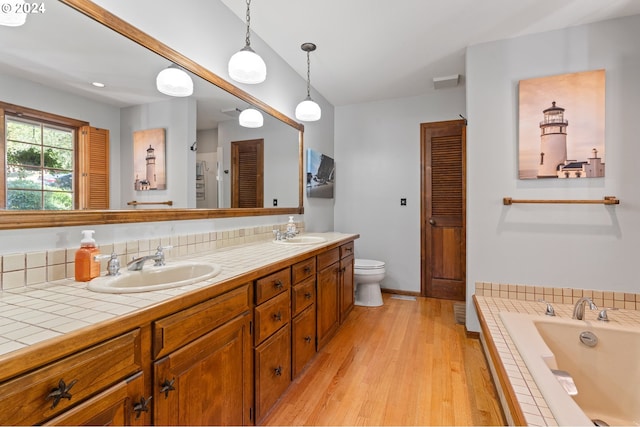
92,82,105,88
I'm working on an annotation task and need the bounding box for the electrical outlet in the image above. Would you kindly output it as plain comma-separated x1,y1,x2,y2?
400,198,407,206
273,199,278,206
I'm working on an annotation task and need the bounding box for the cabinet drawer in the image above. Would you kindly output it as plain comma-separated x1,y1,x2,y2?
254,290,290,345
340,241,354,259
291,257,316,284
291,276,315,317
317,247,340,271
0,329,141,426
153,284,251,359
255,325,291,422
292,305,316,379
255,268,290,305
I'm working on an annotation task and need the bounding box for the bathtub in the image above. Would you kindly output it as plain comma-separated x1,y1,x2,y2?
500,312,640,426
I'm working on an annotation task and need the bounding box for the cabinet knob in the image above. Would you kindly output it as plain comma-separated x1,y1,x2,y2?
274,280,283,290
46,378,78,409
304,292,312,299
272,311,282,322
133,396,152,418
160,378,176,398
429,218,436,225
304,336,312,344
303,266,312,274
274,366,282,376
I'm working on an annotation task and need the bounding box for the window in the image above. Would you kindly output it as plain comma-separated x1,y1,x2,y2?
5,115,75,210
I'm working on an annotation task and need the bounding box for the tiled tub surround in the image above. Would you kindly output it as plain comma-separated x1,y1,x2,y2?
0,223,332,357
0,221,303,291
474,282,640,426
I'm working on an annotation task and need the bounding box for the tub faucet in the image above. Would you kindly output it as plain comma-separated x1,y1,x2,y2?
572,297,598,320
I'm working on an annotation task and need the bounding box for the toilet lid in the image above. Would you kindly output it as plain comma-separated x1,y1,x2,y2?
355,259,385,269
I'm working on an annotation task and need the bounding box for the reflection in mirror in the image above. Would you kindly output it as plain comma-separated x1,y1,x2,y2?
0,0,300,212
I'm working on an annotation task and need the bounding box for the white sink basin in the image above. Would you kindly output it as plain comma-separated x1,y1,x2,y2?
273,235,327,245
87,261,222,293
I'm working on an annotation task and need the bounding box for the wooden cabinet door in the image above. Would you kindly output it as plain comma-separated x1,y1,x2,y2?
45,372,147,426
316,262,340,350
339,254,355,324
292,305,316,379
254,325,291,423
154,312,253,426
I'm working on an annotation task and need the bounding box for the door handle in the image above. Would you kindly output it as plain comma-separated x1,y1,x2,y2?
429,219,436,225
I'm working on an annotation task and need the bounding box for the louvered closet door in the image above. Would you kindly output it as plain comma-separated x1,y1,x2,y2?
421,120,466,300
79,126,109,209
231,139,264,208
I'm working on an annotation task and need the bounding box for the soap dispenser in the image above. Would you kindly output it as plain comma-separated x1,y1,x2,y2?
287,216,296,234
75,230,101,282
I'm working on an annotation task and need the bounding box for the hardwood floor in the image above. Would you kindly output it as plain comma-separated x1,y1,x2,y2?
262,294,506,426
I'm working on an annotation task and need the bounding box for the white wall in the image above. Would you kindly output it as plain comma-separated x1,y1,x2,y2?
120,98,197,208
91,0,335,231
465,14,640,331
334,90,466,292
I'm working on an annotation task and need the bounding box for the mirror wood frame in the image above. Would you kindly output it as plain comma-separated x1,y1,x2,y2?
0,0,305,230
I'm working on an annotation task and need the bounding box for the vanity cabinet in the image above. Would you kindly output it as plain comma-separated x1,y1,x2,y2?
152,284,253,425
45,372,147,426
253,268,292,422
0,329,142,426
339,242,355,323
316,247,341,350
291,257,317,378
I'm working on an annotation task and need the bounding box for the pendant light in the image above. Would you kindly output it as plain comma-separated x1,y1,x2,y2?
228,0,266,84
156,64,193,97
0,0,27,26
239,108,263,128
295,43,321,122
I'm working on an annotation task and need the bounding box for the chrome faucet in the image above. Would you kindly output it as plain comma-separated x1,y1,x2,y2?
273,229,299,241
572,297,598,320
127,245,172,271
95,252,121,276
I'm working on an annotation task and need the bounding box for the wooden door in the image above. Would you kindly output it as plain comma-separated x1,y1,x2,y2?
231,139,263,208
154,312,253,426
78,126,109,209
421,119,466,301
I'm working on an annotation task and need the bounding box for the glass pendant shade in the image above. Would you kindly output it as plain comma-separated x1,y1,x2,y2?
295,97,321,122
228,47,267,84
0,0,26,26
239,108,264,128
156,65,193,97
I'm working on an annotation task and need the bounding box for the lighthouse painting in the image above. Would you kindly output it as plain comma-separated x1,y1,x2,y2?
133,128,166,190
518,70,605,179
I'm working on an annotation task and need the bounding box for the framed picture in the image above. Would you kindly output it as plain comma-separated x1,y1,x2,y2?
518,69,605,179
133,128,166,190
306,149,335,198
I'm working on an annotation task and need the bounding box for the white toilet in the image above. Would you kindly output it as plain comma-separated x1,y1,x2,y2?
354,259,386,307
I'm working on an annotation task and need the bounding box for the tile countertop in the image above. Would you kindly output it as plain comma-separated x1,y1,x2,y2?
0,232,357,358
474,295,640,426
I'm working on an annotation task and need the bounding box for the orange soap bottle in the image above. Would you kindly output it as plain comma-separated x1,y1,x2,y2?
75,230,100,282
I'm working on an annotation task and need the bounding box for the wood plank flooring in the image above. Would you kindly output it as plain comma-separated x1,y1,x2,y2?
262,294,506,426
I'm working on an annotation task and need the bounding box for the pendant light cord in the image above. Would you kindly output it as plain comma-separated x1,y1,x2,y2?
306,50,311,98
244,0,252,48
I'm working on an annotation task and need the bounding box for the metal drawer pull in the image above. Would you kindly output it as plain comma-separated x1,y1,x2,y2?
274,280,283,289
160,378,176,398
303,266,312,273
274,366,282,376
304,292,312,299
273,311,282,321
46,378,78,409
304,336,312,343
133,396,152,418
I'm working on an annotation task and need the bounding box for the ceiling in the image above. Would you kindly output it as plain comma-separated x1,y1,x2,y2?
219,0,640,106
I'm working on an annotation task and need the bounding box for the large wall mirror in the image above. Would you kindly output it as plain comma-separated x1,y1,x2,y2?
0,0,304,229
